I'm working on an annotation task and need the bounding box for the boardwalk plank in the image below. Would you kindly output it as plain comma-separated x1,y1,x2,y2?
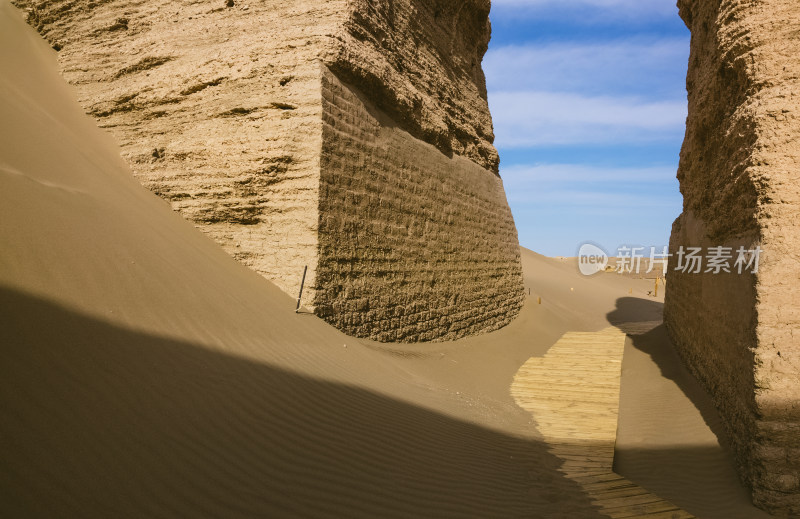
510,327,694,518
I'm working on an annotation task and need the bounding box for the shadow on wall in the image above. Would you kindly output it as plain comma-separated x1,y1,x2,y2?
0,286,601,519
607,297,770,519
607,297,729,444
605,296,665,329
612,444,771,519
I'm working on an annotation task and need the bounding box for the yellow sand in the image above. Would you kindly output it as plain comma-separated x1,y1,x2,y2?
0,4,768,517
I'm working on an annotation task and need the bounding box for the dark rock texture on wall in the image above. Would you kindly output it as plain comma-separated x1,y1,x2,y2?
665,0,800,514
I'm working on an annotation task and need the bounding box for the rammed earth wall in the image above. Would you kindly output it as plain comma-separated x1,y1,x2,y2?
665,0,800,514
17,0,524,342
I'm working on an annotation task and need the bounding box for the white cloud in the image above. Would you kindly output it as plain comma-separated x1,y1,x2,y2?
484,39,688,97
492,0,669,7
502,163,682,254
489,90,686,147
511,190,674,208
484,0,686,254
501,163,677,184
501,163,679,205
490,0,678,19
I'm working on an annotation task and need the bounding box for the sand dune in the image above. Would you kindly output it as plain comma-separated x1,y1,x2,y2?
0,4,768,518
0,6,592,517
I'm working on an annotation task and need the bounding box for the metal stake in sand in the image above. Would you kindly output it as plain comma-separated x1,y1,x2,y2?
296,265,307,313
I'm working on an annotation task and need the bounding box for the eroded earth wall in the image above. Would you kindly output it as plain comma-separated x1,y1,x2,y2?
665,0,800,514
318,68,523,342
18,0,524,341
13,0,347,306
315,0,523,341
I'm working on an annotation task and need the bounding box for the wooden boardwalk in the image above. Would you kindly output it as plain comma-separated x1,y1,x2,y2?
511,327,694,519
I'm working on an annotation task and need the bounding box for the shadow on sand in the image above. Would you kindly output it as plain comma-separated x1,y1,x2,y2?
607,297,770,519
607,297,730,447
0,286,604,519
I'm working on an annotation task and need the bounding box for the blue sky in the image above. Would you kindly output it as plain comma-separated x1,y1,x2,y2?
486,0,690,256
